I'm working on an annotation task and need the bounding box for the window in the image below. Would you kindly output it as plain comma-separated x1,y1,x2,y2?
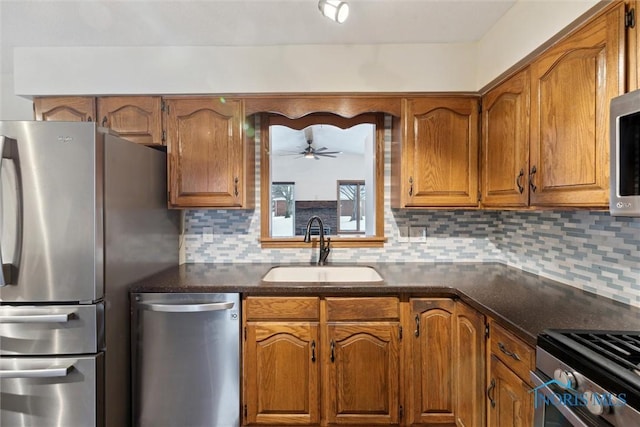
271,182,295,237
338,181,366,234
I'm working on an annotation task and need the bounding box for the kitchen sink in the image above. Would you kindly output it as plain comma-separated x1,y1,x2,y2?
261,265,384,283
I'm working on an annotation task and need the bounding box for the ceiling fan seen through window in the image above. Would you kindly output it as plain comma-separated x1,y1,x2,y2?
281,127,343,160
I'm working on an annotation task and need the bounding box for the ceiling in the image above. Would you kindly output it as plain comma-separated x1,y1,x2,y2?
1,1,517,48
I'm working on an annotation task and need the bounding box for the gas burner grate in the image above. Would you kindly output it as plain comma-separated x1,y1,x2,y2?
567,332,640,375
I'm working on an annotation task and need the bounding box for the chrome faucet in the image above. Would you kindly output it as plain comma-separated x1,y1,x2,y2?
303,215,331,265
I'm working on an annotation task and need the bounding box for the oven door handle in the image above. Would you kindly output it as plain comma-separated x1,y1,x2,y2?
530,370,590,427
0,360,76,379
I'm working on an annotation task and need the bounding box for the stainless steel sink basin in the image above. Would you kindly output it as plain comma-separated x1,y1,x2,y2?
262,265,384,283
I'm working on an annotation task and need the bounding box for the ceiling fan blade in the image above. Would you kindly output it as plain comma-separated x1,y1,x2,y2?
315,147,329,152
317,151,341,155
317,153,337,158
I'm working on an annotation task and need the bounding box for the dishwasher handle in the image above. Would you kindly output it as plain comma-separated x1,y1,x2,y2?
139,301,235,313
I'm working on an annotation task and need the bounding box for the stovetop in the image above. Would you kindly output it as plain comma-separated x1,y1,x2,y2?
538,329,640,409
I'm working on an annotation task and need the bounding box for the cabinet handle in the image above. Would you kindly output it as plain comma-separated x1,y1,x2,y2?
101,116,108,127
234,177,239,197
487,378,496,408
516,169,524,194
330,340,335,363
529,165,537,193
414,314,420,337
408,176,413,197
498,342,521,361
311,340,316,363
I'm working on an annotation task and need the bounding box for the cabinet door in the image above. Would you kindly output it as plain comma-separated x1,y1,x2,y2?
397,97,479,207
455,302,486,427
529,3,624,207
97,96,163,146
244,322,320,425
165,97,253,208
487,355,533,427
408,298,455,425
324,322,400,425
34,97,96,122
481,69,530,207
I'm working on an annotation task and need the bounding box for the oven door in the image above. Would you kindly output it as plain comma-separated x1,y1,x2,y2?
531,370,611,427
0,354,104,427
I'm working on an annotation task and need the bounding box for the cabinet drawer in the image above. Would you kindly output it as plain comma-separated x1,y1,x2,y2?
490,320,535,383
245,297,319,320
324,297,399,321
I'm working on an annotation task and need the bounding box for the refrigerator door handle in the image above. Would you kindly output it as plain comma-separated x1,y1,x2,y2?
139,301,235,313
0,311,75,323
0,135,22,287
0,360,77,379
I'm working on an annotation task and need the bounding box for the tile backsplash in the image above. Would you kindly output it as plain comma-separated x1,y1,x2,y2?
183,117,640,307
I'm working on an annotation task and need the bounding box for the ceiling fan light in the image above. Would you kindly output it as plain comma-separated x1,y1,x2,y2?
318,0,349,24
304,152,315,159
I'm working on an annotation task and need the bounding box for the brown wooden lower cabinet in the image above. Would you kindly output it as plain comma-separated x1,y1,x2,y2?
487,355,533,427
243,296,527,427
244,322,320,425
486,319,535,427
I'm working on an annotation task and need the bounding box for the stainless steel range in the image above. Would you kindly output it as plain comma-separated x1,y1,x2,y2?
0,121,179,427
533,330,640,426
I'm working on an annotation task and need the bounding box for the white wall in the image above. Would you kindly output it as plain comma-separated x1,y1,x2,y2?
1,1,603,119
12,44,477,96
475,0,600,88
272,152,366,201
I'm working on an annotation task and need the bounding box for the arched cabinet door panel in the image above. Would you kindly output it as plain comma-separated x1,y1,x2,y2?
164,97,254,208
393,96,479,208
34,97,96,122
244,322,320,425
529,2,624,207
97,96,163,146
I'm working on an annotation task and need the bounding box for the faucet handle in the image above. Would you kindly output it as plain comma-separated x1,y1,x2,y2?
320,237,331,265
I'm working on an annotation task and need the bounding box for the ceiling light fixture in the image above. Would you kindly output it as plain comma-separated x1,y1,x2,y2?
318,0,349,24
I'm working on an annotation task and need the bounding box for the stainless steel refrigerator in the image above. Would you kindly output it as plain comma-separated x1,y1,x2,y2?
0,121,180,427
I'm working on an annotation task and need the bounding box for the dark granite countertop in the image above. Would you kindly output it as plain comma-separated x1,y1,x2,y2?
130,262,640,347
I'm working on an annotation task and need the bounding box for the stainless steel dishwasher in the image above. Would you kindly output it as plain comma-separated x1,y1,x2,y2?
131,292,240,427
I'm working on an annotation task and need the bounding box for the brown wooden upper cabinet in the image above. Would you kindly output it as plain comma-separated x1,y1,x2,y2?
482,2,624,208
392,96,480,208
34,96,96,122
97,96,163,146
481,69,531,207
164,96,255,209
528,2,624,207
34,96,164,146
